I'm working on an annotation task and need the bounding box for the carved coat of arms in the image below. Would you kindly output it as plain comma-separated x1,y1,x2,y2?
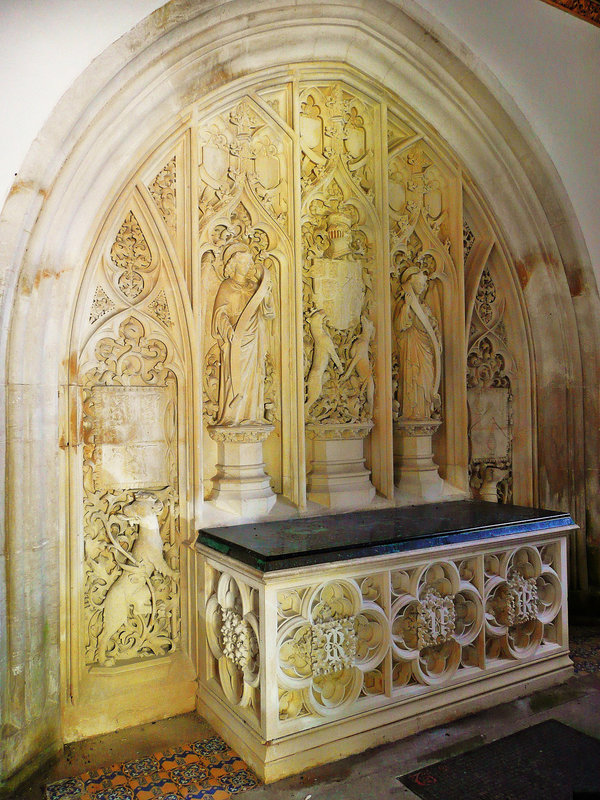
310,257,364,330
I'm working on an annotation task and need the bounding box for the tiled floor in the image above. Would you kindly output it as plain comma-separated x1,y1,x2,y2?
7,625,600,800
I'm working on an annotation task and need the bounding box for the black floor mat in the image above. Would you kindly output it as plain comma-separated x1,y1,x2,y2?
399,719,600,800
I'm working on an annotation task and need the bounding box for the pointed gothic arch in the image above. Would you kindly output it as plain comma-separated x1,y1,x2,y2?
1,0,597,784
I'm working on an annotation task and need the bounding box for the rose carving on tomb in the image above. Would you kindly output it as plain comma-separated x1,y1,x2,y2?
205,572,260,712
391,560,483,686
277,580,389,718
485,545,562,659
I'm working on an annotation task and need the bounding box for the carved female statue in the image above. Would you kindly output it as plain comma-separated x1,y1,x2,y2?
212,242,275,426
393,264,441,420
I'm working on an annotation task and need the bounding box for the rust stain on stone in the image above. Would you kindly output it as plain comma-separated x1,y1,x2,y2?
20,266,65,297
514,252,561,291
6,180,46,201
68,352,78,379
514,259,530,290
566,264,585,298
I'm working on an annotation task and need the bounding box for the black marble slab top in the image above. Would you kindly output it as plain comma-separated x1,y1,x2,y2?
196,501,575,573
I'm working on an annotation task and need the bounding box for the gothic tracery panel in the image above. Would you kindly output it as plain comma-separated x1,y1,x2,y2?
197,96,293,501
467,265,515,503
75,193,188,671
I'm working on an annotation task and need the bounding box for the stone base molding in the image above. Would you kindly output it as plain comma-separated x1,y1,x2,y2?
306,423,376,509
208,425,276,516
196,519,573,782
394,420,465,503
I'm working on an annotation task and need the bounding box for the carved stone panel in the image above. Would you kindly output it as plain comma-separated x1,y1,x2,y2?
148,156,177,241
467,266,514,502
300,83,378,428
90,386,172,489
81,315,180,667
197,96,292,500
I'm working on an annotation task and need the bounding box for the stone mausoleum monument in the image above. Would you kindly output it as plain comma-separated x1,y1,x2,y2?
3,1,596,791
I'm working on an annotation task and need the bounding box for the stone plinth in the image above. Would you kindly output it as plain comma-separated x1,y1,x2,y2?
394,419,447,502
208,425,276,516
479,466,508,502
306,422,375,509
196,502,575,783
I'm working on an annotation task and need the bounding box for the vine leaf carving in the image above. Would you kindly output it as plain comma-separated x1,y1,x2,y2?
81,315,180,666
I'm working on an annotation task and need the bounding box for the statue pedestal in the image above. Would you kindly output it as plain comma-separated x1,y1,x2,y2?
208,425,276,517
394,419,447,502
306,422,375,509
479,466,508,503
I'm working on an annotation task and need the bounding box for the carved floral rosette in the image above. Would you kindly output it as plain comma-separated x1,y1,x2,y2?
277,579,389,719
391,560,483,686
485,545,562,659
205,571,260,714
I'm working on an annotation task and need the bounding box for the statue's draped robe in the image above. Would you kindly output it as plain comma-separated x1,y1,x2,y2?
394,297,437,420
212,273,275,425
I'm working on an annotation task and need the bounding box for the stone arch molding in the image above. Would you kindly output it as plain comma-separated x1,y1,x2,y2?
1,0,597,786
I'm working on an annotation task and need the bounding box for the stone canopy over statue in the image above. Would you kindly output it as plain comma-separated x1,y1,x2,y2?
211,242,275,426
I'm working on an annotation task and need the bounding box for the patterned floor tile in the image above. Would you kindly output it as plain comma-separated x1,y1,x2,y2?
45,736,259,800
570,626,600,675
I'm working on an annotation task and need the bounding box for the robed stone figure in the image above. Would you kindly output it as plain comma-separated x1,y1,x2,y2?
211,242,275,426
394,264,441,421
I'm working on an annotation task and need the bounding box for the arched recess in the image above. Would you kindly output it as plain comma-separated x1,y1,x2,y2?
64,135,198,738
1,0,597,786
464,186,536,509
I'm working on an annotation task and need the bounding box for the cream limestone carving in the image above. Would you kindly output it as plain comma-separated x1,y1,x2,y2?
393,263,441,422
311,210,365,331
149,156,177,239
416,588,457,648
221,607,259,672
301,83,377,430
81,317,180,666
388,145,450,252
198,95,290,504
89,285,116,324
485,546,561,659
468,266,514,503
391,560,481,685
205,571,260,713
311,618,358,676
340,315,375,418
198,522,570,781
96,493,176,665
108,211,157,303
277,580,389,717
305,309,343,415
148,289,173,328
211,242,275,426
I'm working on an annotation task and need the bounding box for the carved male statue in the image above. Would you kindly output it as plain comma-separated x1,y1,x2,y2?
212,242,275,425
393,264,441,420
